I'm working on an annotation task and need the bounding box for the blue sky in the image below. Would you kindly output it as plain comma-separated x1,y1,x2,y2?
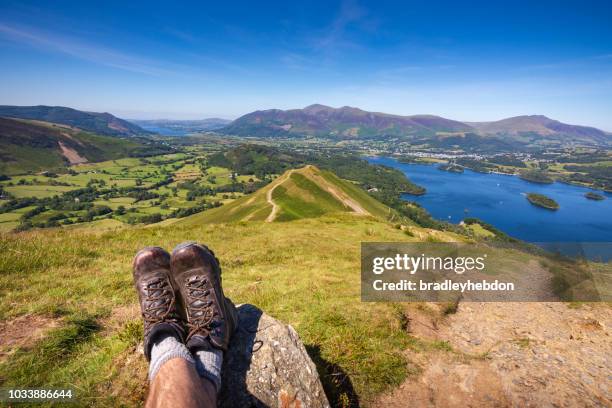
0,0,611,129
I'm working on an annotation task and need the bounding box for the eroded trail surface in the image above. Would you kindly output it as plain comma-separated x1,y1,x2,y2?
376,302,611,407
265,170,295,222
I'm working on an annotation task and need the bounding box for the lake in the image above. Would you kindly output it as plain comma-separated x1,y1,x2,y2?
138,124,190,136
368,156,612,259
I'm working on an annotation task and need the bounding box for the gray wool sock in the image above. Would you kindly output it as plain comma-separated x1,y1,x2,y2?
148,334,195,381
193,348,223,392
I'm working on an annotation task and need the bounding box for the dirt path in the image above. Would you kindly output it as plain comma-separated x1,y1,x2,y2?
265,170,295,222
375,302,611,407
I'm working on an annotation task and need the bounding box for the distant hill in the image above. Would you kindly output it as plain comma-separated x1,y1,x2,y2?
222,104,472,139
0,117,166,174
176,165,392,225
467,115,609,145
0,105,149,137
131,118,232,135
221,104,611,147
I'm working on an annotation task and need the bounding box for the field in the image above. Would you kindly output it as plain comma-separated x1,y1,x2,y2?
0,150,263,232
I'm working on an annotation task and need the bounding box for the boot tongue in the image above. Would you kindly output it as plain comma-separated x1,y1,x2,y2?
186,333,214,351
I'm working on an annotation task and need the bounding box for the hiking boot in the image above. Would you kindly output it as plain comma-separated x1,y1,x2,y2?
171,242,237,351
133,246,185,360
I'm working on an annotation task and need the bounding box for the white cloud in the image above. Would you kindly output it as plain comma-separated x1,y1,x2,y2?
0,22,175,76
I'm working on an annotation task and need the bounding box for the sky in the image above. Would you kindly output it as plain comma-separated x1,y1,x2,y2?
0,0,611,129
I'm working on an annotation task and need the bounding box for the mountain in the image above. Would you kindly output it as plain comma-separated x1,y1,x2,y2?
466,115,611,145
0,117,163,174
176,165,392,225
221,105,611,147
130,118,232,135
222,104,473,139
0,105,149,137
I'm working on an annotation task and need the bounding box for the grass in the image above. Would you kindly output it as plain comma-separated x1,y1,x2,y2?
4,184,76,198
0,213,464,406
273,172,347,220
466,222,495,238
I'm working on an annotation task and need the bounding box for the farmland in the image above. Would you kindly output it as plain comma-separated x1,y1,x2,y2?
0,148,267,232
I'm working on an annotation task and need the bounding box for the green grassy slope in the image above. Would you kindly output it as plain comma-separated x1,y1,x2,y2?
0,213,464,406
176,165,396,225
0,118,147,174
272,172,347,221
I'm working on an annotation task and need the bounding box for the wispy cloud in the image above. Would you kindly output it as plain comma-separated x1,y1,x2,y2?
0,22,175,76
313,0,368,51
280,1,372,71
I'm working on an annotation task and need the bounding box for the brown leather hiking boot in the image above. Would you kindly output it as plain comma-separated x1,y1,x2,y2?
170,242,237,351
132,246,185,360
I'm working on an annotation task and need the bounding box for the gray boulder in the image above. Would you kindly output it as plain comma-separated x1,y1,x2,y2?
219,304,330,408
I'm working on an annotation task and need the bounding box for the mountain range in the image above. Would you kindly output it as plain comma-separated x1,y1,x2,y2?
0,105,148,137
1,104,610,149
221,104,611,147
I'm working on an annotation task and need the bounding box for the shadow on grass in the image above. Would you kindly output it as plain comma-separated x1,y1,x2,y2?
305,344,360,408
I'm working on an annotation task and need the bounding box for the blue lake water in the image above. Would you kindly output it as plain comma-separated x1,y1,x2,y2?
139,125,189,136
367,157,612,257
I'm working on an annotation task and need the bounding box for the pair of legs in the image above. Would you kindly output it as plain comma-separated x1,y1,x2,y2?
132,243,237,408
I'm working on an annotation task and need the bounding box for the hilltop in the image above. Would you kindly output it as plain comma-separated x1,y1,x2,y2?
0,105,149,137
175,165,393,225
221,104,611,148
0,118,164,174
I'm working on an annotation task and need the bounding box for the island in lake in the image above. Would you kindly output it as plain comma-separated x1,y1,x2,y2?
585,192,606,201
526,193,559,210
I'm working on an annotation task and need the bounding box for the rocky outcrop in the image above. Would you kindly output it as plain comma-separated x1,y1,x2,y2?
219,304,330,408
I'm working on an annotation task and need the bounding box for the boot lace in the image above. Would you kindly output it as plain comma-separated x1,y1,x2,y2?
142,277,175,325
185,276,215,339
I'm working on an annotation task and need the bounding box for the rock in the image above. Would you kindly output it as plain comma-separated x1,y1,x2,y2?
219,304,330,408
